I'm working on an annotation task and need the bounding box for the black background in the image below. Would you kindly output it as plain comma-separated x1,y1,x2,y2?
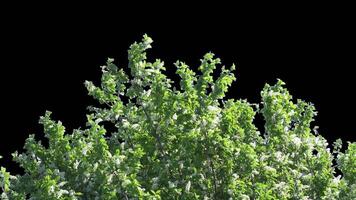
0,4,355,174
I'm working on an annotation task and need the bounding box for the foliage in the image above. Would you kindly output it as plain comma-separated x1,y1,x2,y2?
1,35,355,199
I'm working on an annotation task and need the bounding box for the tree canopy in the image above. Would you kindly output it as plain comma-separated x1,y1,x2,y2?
1,35,355,199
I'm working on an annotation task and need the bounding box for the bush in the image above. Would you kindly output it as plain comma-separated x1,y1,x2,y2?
1,35,355,199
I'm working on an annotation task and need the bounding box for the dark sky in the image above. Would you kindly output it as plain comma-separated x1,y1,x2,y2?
0,4,355,174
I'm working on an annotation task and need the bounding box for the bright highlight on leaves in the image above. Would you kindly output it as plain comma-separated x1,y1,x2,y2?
1,35,355,199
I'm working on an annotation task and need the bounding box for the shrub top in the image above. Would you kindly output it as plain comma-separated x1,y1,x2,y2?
1,35,355,199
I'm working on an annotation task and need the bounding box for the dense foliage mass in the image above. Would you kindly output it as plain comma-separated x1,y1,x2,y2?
1,35,355,199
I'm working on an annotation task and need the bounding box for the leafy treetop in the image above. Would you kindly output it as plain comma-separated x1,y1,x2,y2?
1,34,355,199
